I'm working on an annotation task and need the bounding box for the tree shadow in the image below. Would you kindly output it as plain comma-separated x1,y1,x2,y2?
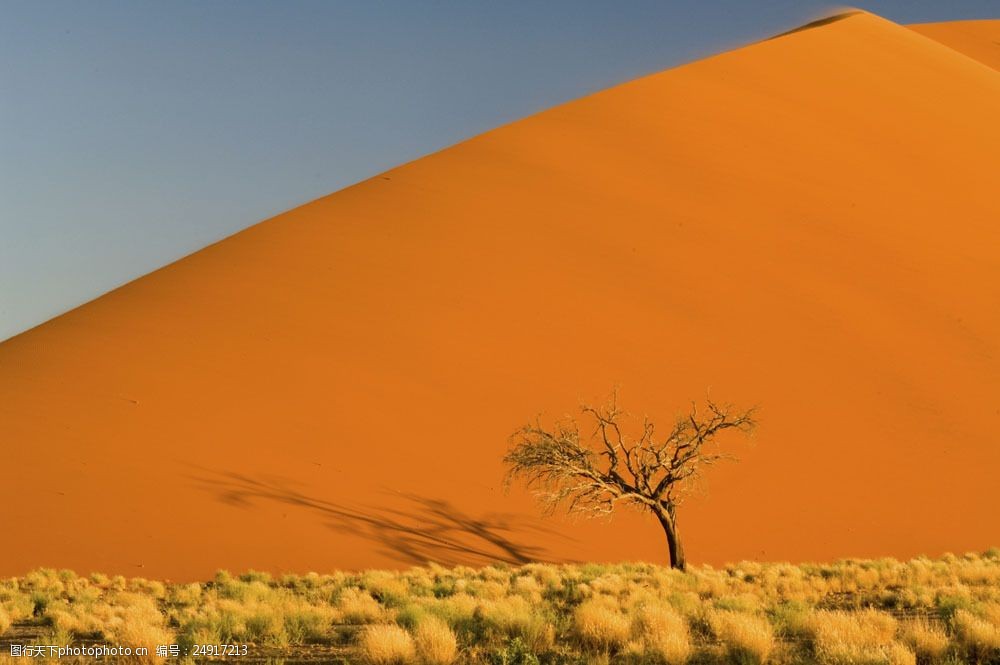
188,470,577,568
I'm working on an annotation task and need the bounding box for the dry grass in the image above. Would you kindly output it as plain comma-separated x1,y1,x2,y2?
901,618,949,663
705,609,774,664
634,603,692,664
360,624,417,665
413,616,459,665
102,593,175,663
574,597,631,651
338,586,387,624
884,642,917,665
951,607,1000,660
2,551,999,664
802,609,910,665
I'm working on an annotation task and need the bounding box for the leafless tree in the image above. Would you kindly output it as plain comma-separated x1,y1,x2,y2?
504,392,756,570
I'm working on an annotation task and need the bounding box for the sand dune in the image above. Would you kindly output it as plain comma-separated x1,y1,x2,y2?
1,11,998,581
909,19,1000,70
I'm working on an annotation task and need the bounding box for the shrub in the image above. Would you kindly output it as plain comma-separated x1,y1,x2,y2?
574,597,631,651
338,588,385,624
901,619,949,663
104,594,175,663
359,624,416,665
177,620,223,653
487,637,540,665
238,570,272,584
283,606,334,642
935,591,977,621
364,572,412,608
805,609,910,665
769,600,812,640
172,582,203,606
414,616,459,665
885,642,917,665
705,610,774,664
426,593,479,631
635,603,691,664
243,611,287,645
951,609,1000,660
475,596,554,652
396,604,428,631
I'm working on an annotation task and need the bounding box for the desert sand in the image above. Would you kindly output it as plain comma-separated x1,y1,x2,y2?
909,19,1000,70
1,11,998,581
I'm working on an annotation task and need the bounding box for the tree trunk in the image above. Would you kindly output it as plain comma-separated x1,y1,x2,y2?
655,505,686,571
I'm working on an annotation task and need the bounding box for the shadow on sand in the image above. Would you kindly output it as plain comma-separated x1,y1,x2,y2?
765,10,863,41
189,470,576,568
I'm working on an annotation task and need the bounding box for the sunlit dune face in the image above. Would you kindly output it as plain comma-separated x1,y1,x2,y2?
1,12,998,580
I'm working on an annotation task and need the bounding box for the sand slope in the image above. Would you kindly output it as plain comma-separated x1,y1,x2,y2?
909,19,1000,70
1,12,998,581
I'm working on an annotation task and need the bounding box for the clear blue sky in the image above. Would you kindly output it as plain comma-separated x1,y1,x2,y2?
1,1,994,341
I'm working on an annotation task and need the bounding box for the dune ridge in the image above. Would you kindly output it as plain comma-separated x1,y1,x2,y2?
1,11,998,581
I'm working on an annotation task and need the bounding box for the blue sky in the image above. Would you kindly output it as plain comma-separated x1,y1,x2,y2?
1,1,995,341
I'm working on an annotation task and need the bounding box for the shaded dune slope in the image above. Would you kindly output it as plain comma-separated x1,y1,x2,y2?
1,12,998,580
909,19,1000,70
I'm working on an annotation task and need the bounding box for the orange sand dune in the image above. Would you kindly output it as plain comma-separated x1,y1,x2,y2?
909,19,1000,70
1,12,999,581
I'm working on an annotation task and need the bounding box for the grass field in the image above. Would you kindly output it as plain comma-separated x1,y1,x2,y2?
2,551,999,664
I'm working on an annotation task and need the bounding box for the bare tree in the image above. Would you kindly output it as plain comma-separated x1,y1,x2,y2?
504,392,756,570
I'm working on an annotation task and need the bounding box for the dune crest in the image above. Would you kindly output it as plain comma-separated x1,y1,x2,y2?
1,12,998,580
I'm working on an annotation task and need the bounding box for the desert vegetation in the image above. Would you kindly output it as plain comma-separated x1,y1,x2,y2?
505,394,756,570
2,551,1000,664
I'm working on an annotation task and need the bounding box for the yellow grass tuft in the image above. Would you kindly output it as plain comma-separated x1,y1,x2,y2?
952,608,1000,658
574,597,631,651
705,610,774,664
475,594,554,651
634,603,691,664
885,642,917,665
805,609,906,665
901,618,949,662
338,588,385,624
359,624,417,665
98,593,175,664
983,603,1000,625
413,616,458,665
